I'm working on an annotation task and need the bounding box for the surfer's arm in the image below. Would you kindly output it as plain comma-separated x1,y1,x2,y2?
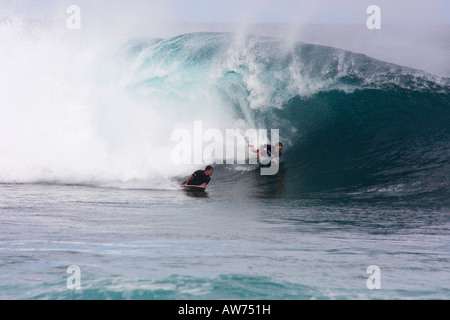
258,154,278,163
249,144,264,154
182,175,193,186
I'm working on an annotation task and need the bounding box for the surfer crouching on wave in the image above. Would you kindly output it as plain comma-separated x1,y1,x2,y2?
182,165,214,190
249,142,283,164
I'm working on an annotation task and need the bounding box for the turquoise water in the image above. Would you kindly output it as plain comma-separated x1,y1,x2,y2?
0,182,449,299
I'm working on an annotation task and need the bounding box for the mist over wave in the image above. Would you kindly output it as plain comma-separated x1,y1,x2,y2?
0,21,448,197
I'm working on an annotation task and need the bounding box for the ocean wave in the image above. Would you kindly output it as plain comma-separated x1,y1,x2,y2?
0,29,448,197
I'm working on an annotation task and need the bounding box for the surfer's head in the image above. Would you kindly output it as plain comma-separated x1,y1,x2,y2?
205,165,214,176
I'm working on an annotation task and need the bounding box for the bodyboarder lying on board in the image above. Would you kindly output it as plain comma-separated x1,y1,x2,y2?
181,165,214,190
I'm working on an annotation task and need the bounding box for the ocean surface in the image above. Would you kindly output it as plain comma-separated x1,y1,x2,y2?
0,28,449,299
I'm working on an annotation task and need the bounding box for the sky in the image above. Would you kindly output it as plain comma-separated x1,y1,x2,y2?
2,0,449,25
1,0,448,75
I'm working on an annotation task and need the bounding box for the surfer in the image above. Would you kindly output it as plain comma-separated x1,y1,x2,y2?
182,165,214,189
249,142,283,164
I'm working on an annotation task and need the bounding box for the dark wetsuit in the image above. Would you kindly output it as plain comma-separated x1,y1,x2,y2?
183,170,211,186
